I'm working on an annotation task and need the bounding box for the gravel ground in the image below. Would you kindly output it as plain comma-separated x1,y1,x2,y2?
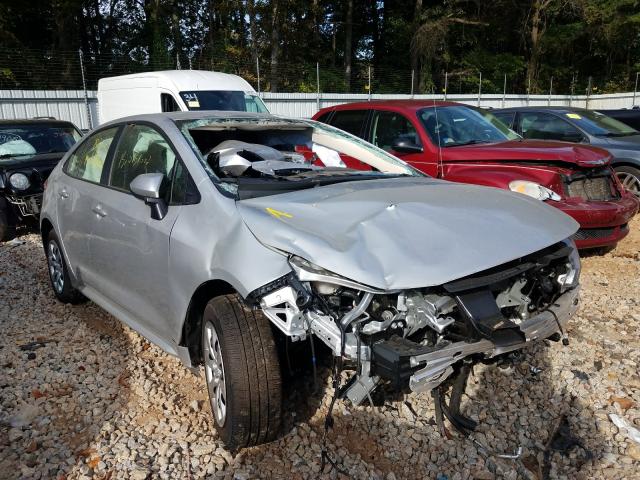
1,219,639,480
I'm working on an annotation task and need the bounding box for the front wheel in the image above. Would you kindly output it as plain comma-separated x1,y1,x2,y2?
202,294,282,450
615,165,640,197
45,230,85,304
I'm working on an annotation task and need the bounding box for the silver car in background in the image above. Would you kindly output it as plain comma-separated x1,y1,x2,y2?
41,112,581,450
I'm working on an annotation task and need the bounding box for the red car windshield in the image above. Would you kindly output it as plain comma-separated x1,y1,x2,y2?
418,106,519,147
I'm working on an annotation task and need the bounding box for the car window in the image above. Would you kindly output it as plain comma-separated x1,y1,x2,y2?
330,110,367,137
161,93,181,112
65,127,118,183
520,112,583,142
169,160,199,205
108,124,177,192
179,91,269,113
371,111,421,151
493,111,515,128
315,111,333,124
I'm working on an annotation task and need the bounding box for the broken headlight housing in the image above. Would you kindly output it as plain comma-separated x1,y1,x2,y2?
509,180,561,201
557,239,581,290
288,255,383,294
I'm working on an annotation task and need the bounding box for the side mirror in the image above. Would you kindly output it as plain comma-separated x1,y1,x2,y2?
130,172,168,220
391,138,423,154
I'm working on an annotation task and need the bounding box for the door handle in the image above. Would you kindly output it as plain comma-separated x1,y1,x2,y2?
92,205,107,218
59,188,69,199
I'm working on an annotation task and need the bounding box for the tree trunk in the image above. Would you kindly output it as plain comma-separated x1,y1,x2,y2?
410,0,423,93
526,0,552,93
270,0,281,92
247,0,259,68
344,0,353,91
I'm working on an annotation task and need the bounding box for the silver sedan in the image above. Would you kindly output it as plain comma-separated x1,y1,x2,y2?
41,111,581,450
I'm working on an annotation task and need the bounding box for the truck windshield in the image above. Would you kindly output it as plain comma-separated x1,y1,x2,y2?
568,110,638,137
180,91,269,113
0,124,81,160
418,106,520,147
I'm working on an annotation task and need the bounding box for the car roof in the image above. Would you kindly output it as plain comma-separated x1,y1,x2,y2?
320,100,465,112
98,70,255,93
97,110,301,129
494,106,587,113
0,118,78,127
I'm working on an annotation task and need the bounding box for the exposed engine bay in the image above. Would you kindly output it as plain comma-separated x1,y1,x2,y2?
248,239,581,437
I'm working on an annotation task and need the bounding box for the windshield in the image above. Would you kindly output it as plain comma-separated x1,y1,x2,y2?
180,91,269,113
178,116,420,198
0,124,81,160
418,106,520,147
569,110,638,136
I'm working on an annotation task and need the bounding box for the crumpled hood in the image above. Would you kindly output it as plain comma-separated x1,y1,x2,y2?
440,140,611,167
236,177,579,290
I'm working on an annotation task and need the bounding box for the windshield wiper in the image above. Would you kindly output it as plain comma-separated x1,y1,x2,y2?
595,132,638,137
0,153,34,159
446,139,492,147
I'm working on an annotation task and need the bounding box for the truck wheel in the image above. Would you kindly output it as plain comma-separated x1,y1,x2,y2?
0,206,15,242
45,230,85,304
615,165,640,196
201,294,282,450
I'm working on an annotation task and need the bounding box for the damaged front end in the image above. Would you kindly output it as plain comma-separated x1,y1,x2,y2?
247,238,580,430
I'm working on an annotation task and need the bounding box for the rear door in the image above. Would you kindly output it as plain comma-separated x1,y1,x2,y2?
56,126,120,279
87,122,195,342
328,109,372,170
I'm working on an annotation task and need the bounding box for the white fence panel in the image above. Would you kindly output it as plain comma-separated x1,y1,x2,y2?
0,89,637,126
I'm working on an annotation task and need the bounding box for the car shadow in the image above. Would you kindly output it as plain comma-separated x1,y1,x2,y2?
233,339,610,480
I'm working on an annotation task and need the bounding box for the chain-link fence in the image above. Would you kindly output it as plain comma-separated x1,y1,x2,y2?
1,48,639,98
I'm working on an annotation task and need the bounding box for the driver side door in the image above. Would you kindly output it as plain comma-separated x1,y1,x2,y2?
87,123,187,344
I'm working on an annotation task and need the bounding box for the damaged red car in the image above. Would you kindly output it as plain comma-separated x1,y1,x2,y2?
313,101,639,250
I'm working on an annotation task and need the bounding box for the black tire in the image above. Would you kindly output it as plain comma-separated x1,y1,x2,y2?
615,165,640,196
201,294,282,450
0,206,15,242
45,230,85,304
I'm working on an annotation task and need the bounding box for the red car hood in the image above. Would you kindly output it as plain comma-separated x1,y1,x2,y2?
440,140,611,168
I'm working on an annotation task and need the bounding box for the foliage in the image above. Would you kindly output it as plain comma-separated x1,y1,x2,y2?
0,0,638,94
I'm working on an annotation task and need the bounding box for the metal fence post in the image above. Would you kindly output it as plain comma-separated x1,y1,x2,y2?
633,72,639,107
502,74,506,107
444,72,448,101
256,58,261,97
548,76,553,106
586,76,592,109
78,49,93,130
477,71,482,107
569,74,575,106
411,69,414,97
316,62,320,111
368,66,372,101
526,76,531,106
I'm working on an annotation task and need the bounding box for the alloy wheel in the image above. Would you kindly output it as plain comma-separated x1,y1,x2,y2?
617,171,640,196
48,241,64,294
204,320,227,426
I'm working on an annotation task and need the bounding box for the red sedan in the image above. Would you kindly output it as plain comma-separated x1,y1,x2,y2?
313,101,639,250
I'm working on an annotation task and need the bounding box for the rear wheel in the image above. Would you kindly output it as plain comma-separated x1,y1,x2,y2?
45,230,85,304
201,294,282,450
615,165,640,196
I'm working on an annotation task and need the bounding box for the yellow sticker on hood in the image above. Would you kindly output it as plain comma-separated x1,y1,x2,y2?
265,207,293,219
566,113,582,119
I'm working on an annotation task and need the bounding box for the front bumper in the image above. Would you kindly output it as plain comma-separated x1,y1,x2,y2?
406,286,580,393
553,194,639,248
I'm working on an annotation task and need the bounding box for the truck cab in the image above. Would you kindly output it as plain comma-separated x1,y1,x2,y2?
97,70,268,124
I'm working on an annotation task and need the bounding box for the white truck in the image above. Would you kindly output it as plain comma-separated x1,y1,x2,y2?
97,70,268,124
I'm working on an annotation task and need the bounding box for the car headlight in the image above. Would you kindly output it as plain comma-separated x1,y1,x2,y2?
9,172,30,190
509,180,561,201
288,255,384,294
557,239,581,290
